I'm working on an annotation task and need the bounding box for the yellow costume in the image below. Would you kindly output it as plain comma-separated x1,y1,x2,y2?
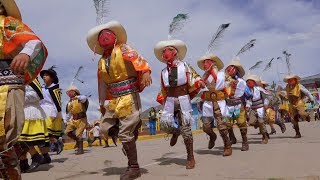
18,78,49,145
284,74,315,138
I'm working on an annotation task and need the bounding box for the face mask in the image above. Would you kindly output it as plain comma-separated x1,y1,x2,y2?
162,46,177,63
288,78,297,86
247,80,256,88
98,30,117,49
226,65,237,77
203,59,214,71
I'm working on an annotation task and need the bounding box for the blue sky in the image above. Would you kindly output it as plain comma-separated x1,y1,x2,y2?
16,0,320,122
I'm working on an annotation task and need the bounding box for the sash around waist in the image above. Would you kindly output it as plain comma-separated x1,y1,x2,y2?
108,78,139,98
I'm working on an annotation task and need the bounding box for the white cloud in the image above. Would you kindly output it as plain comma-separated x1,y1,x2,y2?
16,0,320,122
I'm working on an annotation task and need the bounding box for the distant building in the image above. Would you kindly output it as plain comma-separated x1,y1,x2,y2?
300,73,320,106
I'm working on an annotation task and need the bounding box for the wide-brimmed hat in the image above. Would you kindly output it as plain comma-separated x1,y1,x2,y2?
283,74,301,83
40,67,59,84
225,57,245,78
66,85,80,95
87,21,127,55
197,53,224,71
1,0,21,20
246,74,261,84
154,39,187,63
260,79,269,87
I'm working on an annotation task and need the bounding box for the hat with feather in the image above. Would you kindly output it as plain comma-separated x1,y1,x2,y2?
86,0,127,55
226,39,257,78
154,13,189,63
197,23,230,71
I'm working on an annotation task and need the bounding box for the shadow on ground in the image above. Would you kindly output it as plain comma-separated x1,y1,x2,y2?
102,167,148,176
249,136,294,140
51,158,68,163
153,157,186,166
56,170,100,180
35,164,54,172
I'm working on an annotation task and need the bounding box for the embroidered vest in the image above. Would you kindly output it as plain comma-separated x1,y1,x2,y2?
98,45,137,84
48,84,62,112
161,61,187,87
66,99,88,115
29,78,43,99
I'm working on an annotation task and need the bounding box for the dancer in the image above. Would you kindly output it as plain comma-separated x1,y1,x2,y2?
86,6,152,178
40,66,63,161
246,74,269,144
156,14,203,169
197,23,232,156
224,40,255,151
284,74,315,138
0,0,47,178
64,85,89,155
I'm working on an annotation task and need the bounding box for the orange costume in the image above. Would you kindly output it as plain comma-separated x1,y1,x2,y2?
87,19,151,180
0,0,47,179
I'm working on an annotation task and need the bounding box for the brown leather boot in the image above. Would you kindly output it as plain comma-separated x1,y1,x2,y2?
1,148,22,180
120,141,141,180
293,122,301,138
27,153,43,173
228,128,237,144
203,123,217,149
276,121,286,133
258,122,268,144
170,128,181,147
240,128,249,151
75,140,84,155
262,133,269,144
220,129,232,156
184,139,195,169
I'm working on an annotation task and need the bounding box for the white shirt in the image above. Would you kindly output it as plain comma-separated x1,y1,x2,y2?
20,40,42,60
233,78,247,98
93,125,100,137
40,83,58,117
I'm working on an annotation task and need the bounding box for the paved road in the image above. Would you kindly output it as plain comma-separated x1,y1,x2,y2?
23,121,320,180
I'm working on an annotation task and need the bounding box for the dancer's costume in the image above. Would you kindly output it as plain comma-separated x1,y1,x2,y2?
284,74,315,138
278,91,290,122
224,40,256,151
64,85,89,155
87,20,151,179
155,14,202,169
195,23,232,156
197,55,232,156
0,0,47,178
225,57,253,151
40,67,63,139
260,80,286,134
246,74,269,144
155,39,201,169
19,78,49,145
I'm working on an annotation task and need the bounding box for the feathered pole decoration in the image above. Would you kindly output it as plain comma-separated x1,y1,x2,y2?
263,58,275,72
249,60,263,70
206,23,230,54
236,39,256,56
168,13,189,39
93,0,111,25
71,66,85,86
283,50,292,74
